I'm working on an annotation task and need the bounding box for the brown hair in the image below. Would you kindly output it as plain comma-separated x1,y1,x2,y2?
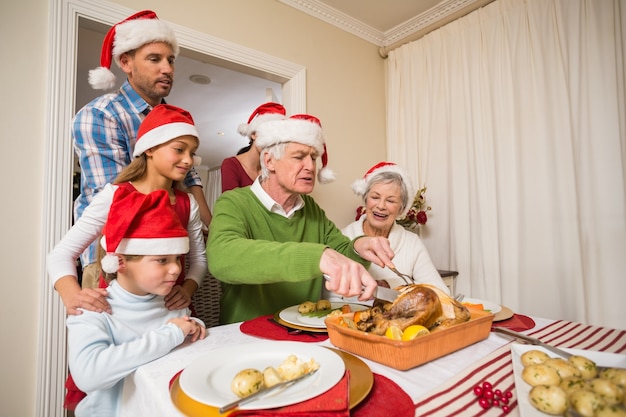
96,242,143,284
113,151,180,189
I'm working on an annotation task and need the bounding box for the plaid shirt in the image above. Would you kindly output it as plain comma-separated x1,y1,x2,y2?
72,80,201,266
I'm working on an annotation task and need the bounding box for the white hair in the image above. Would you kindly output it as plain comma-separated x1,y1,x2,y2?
259,143,287,182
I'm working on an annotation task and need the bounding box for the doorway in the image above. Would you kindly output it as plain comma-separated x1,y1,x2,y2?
40,1,305,415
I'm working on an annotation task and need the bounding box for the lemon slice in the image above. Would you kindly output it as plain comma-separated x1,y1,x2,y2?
385,325,403,340
401,325,430,341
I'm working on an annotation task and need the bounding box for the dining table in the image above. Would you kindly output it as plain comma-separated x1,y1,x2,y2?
119,310,626,417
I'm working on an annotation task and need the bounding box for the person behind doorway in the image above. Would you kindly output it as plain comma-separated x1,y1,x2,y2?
67,187,206,417
73,10,212,290
207,114,396,324
220,102,287,192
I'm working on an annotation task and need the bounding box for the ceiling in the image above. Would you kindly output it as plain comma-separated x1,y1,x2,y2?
76,0,475,170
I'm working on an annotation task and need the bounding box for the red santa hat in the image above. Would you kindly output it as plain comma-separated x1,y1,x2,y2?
89,10,179,90
255,114,335,184
352,162,416,213
100,187,189,274
237,102,287,138
133,104,198,157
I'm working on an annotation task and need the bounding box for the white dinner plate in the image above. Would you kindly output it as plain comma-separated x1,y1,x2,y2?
179,341,345,410
461,297,502,314
511,344,626,417
279,302,369,329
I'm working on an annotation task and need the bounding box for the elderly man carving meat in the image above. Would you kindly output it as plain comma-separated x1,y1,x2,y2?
207,114,395,324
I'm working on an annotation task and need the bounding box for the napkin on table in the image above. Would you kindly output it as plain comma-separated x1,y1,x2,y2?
240,315,329,342
228,371,350,417
491,314,536,332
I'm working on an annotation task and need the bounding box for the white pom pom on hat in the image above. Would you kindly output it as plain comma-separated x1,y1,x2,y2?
88,10,179,90
100,187,189,274
237,102,287,138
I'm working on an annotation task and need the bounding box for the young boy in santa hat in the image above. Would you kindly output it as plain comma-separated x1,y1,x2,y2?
66,187,206,417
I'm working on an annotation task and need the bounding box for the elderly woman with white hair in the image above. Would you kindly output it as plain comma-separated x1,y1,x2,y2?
341,162,449,293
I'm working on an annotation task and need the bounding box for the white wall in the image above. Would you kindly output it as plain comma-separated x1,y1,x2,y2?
0,0,387,415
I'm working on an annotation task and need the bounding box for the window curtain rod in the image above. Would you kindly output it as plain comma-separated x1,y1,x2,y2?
378,0,496,59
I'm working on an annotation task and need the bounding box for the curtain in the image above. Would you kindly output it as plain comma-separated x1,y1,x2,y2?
386,0,626,330
204,167,222,212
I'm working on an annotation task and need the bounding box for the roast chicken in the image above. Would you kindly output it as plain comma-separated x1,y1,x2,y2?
354,284,471,335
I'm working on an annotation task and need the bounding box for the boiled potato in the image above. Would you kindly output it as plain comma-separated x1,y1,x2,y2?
568,355,598,380
570,389,604,417
595,404,626,417
529,385,569,415
560,376,589,395
521,349,551,367
316,299,331,310
231,369,265,398
523,364,562,386
263,366,283,388
590,378,625,405
298,301,316,314
545,357,582,379
600,368,626,389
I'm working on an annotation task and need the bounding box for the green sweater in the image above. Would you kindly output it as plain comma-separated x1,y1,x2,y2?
207,187,367,324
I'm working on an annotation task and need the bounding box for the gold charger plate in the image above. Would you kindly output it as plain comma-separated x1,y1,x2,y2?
493,305,514,322
170,347,373,416
272,311,328,333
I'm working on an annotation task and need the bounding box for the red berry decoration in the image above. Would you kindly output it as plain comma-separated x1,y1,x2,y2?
473,381,513,414
478,398,491,409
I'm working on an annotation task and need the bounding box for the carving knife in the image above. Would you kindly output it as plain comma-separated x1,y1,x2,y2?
323,274,400,303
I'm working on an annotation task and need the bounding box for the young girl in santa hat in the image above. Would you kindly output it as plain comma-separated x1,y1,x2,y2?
67,187,206,417
48,104,207,317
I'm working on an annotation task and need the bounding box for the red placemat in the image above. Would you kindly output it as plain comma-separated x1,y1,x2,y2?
240,315,329,342
491,314,536,332
352,374,414,417
230,372,350,417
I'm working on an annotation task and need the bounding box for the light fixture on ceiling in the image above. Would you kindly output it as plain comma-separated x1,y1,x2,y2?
189,74,211,85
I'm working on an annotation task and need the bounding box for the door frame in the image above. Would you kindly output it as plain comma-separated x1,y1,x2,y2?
39,1,305,415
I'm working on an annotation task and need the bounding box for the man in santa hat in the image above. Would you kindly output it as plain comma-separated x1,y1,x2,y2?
72,10,212,290
208,114,395,324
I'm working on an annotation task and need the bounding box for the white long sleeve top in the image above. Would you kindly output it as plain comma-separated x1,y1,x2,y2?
342,216,449,293
47,183,207,287
67,280,205,417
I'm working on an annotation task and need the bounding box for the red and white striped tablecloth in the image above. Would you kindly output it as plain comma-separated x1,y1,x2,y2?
413,320,626,416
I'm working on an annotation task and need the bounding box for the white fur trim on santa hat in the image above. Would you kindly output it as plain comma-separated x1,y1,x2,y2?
255,119,324,154
238,113,287,137
100,235,189,273
112,19,179,64
133,122,199,157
